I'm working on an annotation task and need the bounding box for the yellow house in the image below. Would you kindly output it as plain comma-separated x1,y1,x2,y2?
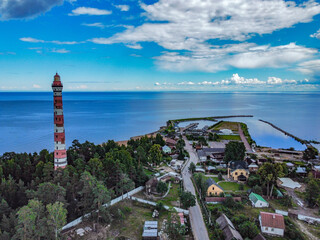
228,161,250,182
206,178,224,196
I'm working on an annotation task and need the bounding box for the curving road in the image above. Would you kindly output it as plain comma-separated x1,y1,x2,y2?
181,135,210,240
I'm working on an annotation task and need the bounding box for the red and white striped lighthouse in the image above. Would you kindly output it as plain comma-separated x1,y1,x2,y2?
52,73,67,169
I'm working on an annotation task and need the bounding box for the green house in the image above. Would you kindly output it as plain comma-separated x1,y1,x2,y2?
249,192,269,208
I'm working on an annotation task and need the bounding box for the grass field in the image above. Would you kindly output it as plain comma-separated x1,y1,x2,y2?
109,200,169,240
158,183,181,207
205,176,220,182
212,121,239,131
218,135,241,141
218,181,249,191
143,169,155,176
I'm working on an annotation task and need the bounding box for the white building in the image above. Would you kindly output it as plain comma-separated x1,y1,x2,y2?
259,212,285,237
249,193,269,208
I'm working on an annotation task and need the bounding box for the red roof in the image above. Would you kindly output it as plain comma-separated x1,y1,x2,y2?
260,212,285,229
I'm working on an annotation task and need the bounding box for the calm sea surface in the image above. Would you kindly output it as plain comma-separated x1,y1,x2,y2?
0,92,319,154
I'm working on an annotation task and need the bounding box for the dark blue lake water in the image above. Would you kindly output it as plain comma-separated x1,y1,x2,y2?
0,92,319,154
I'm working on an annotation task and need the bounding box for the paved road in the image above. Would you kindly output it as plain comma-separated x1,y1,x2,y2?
181,135,210,240
238,123,252,153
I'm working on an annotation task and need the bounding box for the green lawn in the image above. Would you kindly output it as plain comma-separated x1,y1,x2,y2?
218,181,249,191
143,169,154,176
218,135,241,141
205,176,220,182
158,183,181,207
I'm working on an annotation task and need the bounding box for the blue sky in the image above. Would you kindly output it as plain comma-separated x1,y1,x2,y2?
1,0,320,91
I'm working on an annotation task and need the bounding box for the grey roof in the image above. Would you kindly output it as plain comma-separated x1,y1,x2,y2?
197,150,206,158
216,214,235,230
216,214,243,240
253,233,266,240
229,160,248,170
203,147,225,154
142,229,157,237
223,225,243,240
206,178,224,191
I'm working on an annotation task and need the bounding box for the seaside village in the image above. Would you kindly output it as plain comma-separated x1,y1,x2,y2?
59,118,320,240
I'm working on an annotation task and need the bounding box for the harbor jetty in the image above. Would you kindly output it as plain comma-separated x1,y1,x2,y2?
259,119,310,147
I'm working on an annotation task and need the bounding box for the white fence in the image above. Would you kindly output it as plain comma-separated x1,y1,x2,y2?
275,210,288,216
131,196,189,215
298,214,320,224
62,186,144,231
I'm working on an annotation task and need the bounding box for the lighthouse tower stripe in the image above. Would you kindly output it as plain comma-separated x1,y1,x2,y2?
52,73,67,170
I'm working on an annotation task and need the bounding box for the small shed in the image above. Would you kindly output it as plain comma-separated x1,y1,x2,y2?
249,192,269,208
162,145,171,154
142,221,158,240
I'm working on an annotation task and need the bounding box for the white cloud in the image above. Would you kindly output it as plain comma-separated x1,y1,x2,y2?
20,37,44,43
82,22,105,28
69,7,111,16
178,81,195,85
126,43,142,49
154,74,313,88
228,43,316,69
20,37,80,45
115,5,129,12
32,84,41,88
296,59,320,79
89,0,320,72
51,48,70,53
154,43,316,72
95,0,320,47
311,29,320,39
267,77,297,84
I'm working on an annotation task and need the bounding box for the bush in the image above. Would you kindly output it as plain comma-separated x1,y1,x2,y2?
252,185,263,195
156,201,165,212
218,173,223,181
239,184,244,190
238,221,259,239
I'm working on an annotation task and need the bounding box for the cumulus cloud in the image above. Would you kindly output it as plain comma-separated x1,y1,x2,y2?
20,37,80,45
114,5,129,12
154,43,316,72
69,7,112,16
93,0,320,47
311,29,320,39
155,74,312,88
0,0,63,19
267,77,298,84
90,0,320,72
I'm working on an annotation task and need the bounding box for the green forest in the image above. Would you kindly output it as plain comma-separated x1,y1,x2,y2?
0,134,166,239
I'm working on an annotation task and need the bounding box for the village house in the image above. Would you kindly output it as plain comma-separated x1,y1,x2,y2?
165,138,177,147
313,165,320,178
249,192,269,208
228,161,249,182
248,163,259,173
259,212,285,237
296,166,307,177
197,147,225,163
206,178,224,196
216,214,243,240
145,177,158,195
